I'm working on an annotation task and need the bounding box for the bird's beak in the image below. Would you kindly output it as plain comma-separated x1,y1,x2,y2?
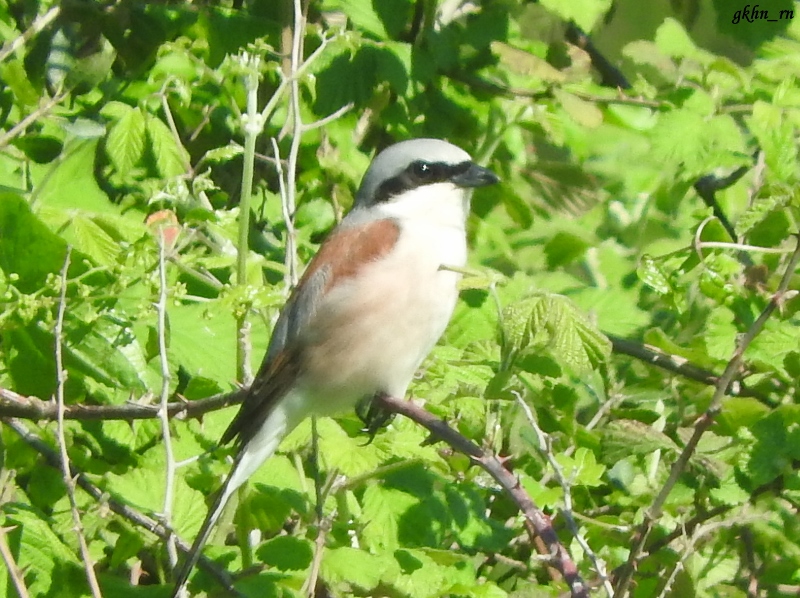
451,163,500,188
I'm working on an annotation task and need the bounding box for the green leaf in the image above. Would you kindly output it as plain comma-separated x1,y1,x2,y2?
748,101,798,182
361,484,417,551
146,114,189,177
638,254,672,295
201,143,244,164
654,18,709,62
64,214,121,266
34,139,114,212
602,419,681,463
491,41,566,83
501,294,611,373
555,447,606,487
3,504,85,597
256,536,314,571
0,59,39,106
544,230,590,268
12,134,63,164
554,89,603,129
321,546,389,590
106,105,146,173
538,0,612,32
0,192,68,293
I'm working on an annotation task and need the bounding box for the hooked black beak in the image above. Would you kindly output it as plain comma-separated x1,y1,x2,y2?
451,162,500,188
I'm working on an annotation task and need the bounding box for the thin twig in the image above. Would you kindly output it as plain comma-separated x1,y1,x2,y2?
697,241,793,254
54,248,103,598
156,234,179,570
4,418,239,595
0,525,31,598
0,386,243,422
0,5,61,63
613,235,800,597
283,0,306,286
607,335,776,403
515,394,614,598
375,394,590,598
0,91,67,149
258,31,336,126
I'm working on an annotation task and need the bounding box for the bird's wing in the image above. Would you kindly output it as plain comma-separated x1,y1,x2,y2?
219,216,400,447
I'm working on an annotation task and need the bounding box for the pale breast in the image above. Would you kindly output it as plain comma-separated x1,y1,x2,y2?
300,220,467,411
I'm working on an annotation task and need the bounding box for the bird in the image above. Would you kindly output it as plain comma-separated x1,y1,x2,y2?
170,138,499,596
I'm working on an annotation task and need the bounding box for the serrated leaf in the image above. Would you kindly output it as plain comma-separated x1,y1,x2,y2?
202,143,244,164
735,186,793,237
106,105,146,173
602,419,681,463
748,101,798,181
321,546,388,589
704,308,737,361
361,484,417,551
502,294,610,372
555,89,603,128
317,418,386,476
67,215,121,266
491,41,565,83
146,114,189,177
638,254,672,295
3,504,85,597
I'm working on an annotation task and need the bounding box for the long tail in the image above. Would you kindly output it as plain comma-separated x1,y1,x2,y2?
170,399,302,597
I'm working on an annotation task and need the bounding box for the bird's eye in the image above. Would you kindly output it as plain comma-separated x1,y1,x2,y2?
411,161,434,180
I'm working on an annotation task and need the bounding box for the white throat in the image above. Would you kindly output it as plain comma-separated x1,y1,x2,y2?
375,182,472,230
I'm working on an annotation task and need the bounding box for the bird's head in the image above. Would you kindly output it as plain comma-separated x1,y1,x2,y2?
353,139,499,223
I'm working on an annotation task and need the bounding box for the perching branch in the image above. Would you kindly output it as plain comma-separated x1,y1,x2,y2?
613,234,800,598
375,394,591,598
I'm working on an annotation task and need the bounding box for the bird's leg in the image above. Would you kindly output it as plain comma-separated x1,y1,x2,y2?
356,392,396,444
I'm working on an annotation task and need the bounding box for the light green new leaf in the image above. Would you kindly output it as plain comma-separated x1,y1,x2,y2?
0,192,68,293
502,294,611,373
3,504,85,597
201,143,244,164
748,101,797,182
146,115,189,178
321,546,391,590
66,214,121,266
106,105,146,173
638,254,672,295
556,447,606,487
539,0,612,32
361,484,418,552
602,419,680,464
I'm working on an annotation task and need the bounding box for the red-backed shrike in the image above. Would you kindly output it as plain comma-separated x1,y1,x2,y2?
171,138,499,595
